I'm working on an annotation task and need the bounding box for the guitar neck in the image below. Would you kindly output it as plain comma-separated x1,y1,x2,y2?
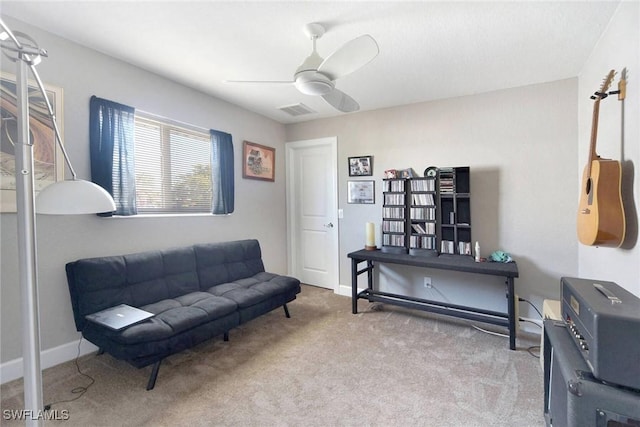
585,69,615,179
586,98,601,178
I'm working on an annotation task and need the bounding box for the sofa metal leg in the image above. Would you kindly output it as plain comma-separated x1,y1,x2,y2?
283,304,290,318
146,360,162,390
223,331,229,341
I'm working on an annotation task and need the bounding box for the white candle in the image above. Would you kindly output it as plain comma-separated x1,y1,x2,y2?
365,222,375,249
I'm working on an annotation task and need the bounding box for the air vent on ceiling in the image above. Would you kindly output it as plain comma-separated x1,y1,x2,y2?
278,103,316,117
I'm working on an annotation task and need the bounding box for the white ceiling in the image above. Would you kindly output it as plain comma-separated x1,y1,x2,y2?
1,1,620,124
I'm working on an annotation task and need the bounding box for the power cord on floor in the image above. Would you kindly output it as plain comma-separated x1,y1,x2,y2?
518,296,543,318
520,317,542,361
527,345,541,359
471,298,545,359
396,287,545,353
471,324,509,338
519,317,543,328
44,335,95,410
517,298,544,359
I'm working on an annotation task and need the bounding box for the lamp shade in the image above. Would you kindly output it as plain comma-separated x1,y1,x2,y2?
36,179,116,215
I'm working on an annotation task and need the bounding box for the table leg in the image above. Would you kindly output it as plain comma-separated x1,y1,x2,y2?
351,258,358,314
506,277,516,350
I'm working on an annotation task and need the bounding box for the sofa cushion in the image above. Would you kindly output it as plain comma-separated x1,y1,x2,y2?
205,272,300,308
126,247,200,307
82,311,240,366
66,246,200,330
194,240,265,289
66,255,129,330
97,291,237,345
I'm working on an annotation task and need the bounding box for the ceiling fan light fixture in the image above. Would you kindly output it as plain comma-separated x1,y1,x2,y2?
296,80,333,96
294,70,334,95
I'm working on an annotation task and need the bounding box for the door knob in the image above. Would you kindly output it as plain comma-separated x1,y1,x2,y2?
324,222,334,228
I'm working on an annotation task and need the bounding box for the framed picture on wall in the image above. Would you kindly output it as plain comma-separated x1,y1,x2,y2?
242,140,275,181
348,180,375,204
1,71,65,212
348,155,373,176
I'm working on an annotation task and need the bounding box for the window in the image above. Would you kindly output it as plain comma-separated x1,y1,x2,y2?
134,114,212,213
89,96,234,216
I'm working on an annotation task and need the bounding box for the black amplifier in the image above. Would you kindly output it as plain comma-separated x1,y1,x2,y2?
561,277,640,390
543,320,640,427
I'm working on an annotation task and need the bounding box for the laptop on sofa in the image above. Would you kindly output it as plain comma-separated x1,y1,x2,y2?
85,304,154,330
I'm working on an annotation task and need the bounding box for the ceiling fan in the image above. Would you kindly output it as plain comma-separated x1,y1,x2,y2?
225,23,379,113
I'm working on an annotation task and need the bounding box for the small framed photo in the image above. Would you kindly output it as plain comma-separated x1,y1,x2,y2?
348,155,373,176
348,180,375,204
243,141,275,182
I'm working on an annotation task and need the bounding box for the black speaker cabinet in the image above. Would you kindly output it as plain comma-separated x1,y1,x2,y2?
543,320,640,427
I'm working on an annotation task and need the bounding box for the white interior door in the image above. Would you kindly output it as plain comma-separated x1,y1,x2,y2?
286,137,338,290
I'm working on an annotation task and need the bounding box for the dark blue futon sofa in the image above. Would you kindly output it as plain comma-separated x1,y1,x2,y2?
65,239,301,389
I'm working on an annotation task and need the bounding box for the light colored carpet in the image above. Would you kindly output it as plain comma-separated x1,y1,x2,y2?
1,285,544,426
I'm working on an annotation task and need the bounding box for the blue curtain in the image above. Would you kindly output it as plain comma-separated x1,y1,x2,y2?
210,130,234,214
89,96,137,216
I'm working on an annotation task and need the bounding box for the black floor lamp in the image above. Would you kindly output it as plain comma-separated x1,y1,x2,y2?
0,18,116,426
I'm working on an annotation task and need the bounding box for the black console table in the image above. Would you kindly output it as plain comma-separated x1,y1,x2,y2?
348,249,520,349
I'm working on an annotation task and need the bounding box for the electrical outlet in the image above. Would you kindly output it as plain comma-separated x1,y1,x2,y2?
423,277,432,288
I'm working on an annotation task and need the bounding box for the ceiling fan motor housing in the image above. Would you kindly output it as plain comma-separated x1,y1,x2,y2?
294,70,334,95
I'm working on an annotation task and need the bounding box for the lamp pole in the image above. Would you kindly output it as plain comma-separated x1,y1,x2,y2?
2,20,45,426
15,53,45,426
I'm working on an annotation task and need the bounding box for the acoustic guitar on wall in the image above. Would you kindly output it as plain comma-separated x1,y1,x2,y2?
577,69,626,247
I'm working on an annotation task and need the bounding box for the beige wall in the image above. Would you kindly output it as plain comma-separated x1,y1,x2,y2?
577,1,640,295
0,17,287,369
286,78,579,323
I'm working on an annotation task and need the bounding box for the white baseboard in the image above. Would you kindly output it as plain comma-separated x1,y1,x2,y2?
0,339,98,385
336,283,353,297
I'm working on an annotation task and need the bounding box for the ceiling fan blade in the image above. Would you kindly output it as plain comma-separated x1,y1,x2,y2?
317,35,379,80
322,88,359,113
224,80,294,85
